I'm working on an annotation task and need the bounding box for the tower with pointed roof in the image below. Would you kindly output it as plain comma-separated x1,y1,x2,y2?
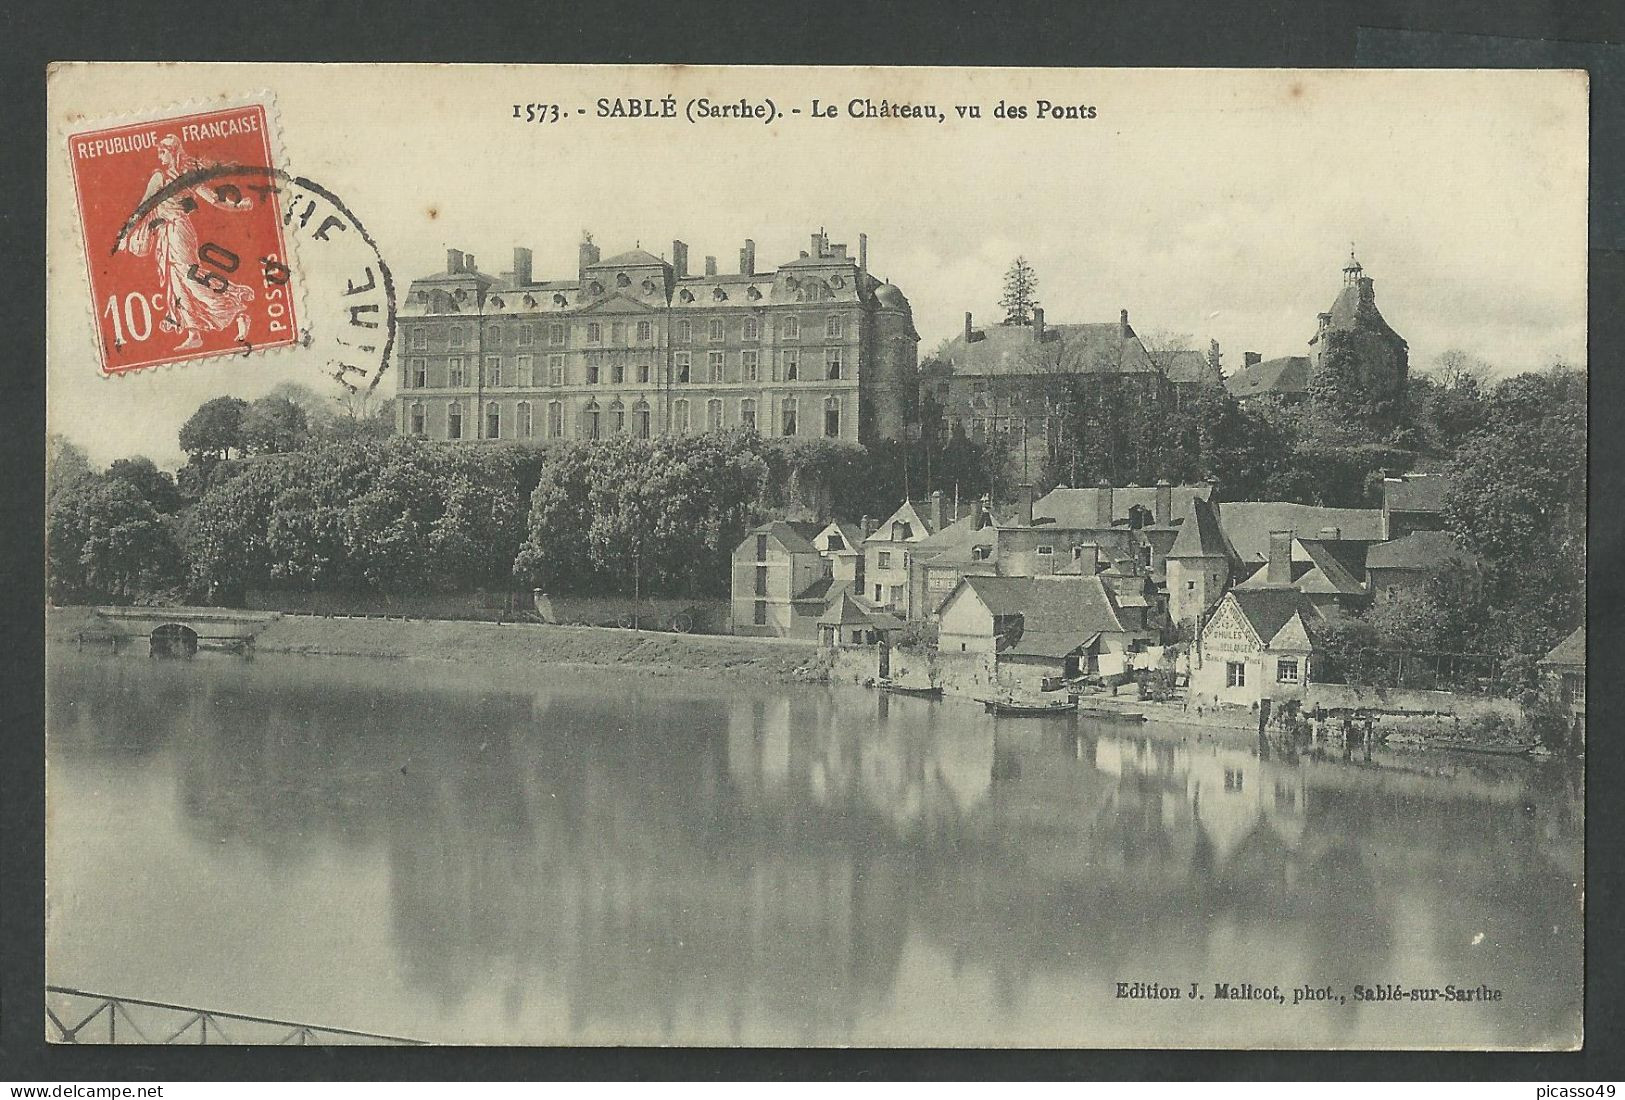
1307,248,1409,428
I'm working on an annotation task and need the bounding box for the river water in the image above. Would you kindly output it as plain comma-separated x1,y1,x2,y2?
45,649,1583,1048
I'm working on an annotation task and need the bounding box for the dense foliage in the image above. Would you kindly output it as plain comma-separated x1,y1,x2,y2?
47,474,184,603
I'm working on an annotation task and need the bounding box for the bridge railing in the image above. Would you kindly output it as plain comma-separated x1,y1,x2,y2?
45,985,425,1045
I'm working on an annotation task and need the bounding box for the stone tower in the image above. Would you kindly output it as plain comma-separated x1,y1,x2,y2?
1307,251,1409,427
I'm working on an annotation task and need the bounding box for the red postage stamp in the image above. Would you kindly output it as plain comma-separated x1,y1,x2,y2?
69,101,300,375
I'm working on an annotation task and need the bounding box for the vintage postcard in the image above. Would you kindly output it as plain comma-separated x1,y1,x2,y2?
44,63,1587,1049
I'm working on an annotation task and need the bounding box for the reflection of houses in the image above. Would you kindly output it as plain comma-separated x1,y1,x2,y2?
936,574,1158,690
1191,583,1322,710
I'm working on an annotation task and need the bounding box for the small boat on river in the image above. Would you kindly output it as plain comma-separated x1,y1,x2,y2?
877,679,943,698
1073,701,1146,722
982,696,1078,717
1424,738,1536,758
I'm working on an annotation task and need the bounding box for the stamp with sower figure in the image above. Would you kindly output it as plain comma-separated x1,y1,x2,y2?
69,100,300,374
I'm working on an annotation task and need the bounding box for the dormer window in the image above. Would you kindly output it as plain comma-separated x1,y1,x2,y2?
747,286,762,300
490,296,505,310
642,278,657,294
553,293,567,306
522,294,537,307
713,287,728,301
680,289,695,303
589,281,603,296
617,273,631,287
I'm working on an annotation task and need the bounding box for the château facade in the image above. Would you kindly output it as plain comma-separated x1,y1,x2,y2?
394,229,919,446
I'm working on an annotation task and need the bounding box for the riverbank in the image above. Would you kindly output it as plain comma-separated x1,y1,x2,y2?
47,607,827,685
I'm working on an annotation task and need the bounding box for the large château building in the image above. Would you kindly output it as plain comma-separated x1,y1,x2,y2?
394,229,919,445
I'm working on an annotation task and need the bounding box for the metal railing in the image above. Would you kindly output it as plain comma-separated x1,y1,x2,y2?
45,985,425,1045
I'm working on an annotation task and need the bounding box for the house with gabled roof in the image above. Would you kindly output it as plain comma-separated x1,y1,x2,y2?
864,499,941,617
1380,471,1449,538
1365,529,1480,608
1191,585,1324,711
731,520,829,638
936,574,1158,691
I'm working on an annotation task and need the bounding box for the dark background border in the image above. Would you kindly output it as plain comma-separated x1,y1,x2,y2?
4,0,1620,1082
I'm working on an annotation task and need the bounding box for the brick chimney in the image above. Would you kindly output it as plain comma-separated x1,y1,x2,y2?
1018,483,1035,527
512,246,533,285
1033,306,1046,342
931,489,945,533
1208,339,1221,373
964,311,974,341
861,514,875,538
859,233,868,273
1096,479,1114,528
446,248,464,274
463,253,476,273
672,240,689,279
1267,530,1293,585
811,229,827,257
1120,309,1131,338
1155,479,1172,526
1357,275,1376,304
976,495,992,530
704,255,718,277
739,239,756,276
1244,351,1262,368
578,235,600,280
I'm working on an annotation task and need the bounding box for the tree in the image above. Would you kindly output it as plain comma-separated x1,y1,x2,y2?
999,256,1040,326
47,475,183,603
179,396,250,461
106,456,182,514
240,395,311,455
47,434,94,499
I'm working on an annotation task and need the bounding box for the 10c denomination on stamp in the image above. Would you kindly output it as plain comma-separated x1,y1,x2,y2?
69,100,300,375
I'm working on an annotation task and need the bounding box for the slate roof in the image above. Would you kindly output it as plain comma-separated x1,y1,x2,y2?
1383,474,1448,515
1540,624,1585,669
592,248,667,268
1168,496,1240,560
1236,539,1366,595
793,576,837,603
1225,356,1311,400
1317,280,1406,346
1214,502,1385,563
940,322,1157,378
956,575,1130,657
816,590,869,625
746,520,820,556
1164,348,1222,386
1031,483,1214,530
1366,530,1477,572
1228,589,1322,646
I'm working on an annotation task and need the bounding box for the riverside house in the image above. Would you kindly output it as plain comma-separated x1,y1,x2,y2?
1189,583,1322,712
731,520,827,638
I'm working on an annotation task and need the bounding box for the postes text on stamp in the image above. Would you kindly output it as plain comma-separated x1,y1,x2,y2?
69,102,300,375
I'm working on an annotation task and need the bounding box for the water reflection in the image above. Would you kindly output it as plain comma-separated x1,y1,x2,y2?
46,651,1582,1047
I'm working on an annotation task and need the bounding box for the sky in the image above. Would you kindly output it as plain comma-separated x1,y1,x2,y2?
48,65,1588,469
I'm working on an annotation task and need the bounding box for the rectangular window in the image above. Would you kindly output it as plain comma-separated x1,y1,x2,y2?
488,325,502,346
742,349,759,382
740,399,756,429
755,534,769,561
677,319,692,343
873,584,883,602
783,349,798,381
890,584,903,606
743,317,759,341
549,322,565,345
675,352,691,383
547,402,563,438
824,400,839,438
515,355,533,387
408,358,426,388
519,403,533,438
447,357,465,387
517,324,533,347
755,565,768,596
1277,658,1300,684
1036,545,1054,556
486,403,500,439
409,404,425,436
708,318,725,342
548,355,565,386
449,326,466,348
781,404,796,436
586,322,602,344
826,314,843,339
709,351,725,382
708,399,723,430
1224,768,1244,792
1226,661,1246,688
753,600,767,626
782,316,800,340
637,320,652,342
486,355,502,387
447,403,463,439
1186,580,1197,591
410,328,427,351
586,358,600,385
878,551,891,569
636,356,651,384
674,400,690,433
826,349,842,380
1274,782,1297,809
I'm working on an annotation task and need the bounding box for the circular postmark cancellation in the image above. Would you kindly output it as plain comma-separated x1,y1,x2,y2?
110,162,398,399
